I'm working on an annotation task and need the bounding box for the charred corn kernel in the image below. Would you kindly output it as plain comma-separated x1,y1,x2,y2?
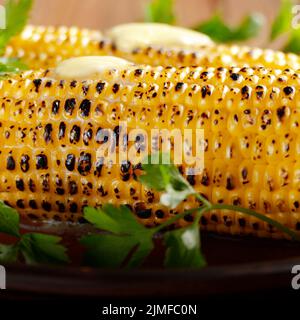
5,24,300,70
1,58,300,239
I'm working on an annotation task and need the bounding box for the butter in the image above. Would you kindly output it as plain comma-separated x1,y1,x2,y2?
54,56,132,79
107,23,214,52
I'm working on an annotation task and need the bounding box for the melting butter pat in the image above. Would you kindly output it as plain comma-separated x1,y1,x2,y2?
54,56,132,79
107,23,214,52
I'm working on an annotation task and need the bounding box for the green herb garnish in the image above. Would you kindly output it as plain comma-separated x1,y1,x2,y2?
144,0,264,43
194,13,264,43
144,0,300,52
269,0,300,54
0,202,69,265
145,0,175,24
270,0,293,40
79,154,300,269
81,205,154,268
0,0,33,52
0,0,32,73
0,57,27,75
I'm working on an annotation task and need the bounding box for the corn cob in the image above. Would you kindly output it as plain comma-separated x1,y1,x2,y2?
1,58,300,239
5,24,300,71
5,25,104,69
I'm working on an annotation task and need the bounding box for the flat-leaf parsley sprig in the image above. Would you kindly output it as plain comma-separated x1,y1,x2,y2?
0,0,33,75
80,154,300,269
0,202,69,265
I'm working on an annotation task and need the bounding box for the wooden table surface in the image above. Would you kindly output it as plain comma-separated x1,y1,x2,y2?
0,0,281,47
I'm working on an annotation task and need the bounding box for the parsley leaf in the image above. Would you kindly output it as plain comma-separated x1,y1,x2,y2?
164,222,206,268
0,0,33,52
80,234,137,268
0,202,20,238
0,202,69,265
194,12,264,43
126,236,154,268
284,28,300,53
0,57,27,75
81,206,154,268
84,204,147,234
145,0,175,24
271,0,293,40
19,233,69,265
140,154,193,209
0,243,19,263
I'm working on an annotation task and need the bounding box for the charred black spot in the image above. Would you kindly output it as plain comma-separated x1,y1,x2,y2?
134,69,143,76
242,168,248,179
36,154,48,170
201,86,207,98
43,124,53,143
277,106,286,121
175,82,184,91
64,98,76,115
33,79,42,92
52,100,60,115
29,179,36,192
94,158,104,177
82,84,89,95
70,125,81,144
65,154,76,171
16,179,25,191
29,200,37,209
6,156,15,170
56,188,65,195
230,73,240,81
121,160,131,173
59,122,66,139
56,201,66,213
241,85,250,99
122,173,130,182
20,155,30,172
83,128,93,146
42,201,51,212
134,202,152,219
114,126,120,147
70,80,77,88
79,99,91,117
226,177,235,190
211,214,218,222
45,81,52,88
283,86,294,96
96,82,105,94
112,83,120,94
97,186,108,197
70,203,78,213
155,210,164,218
16,199,25,209
187,174,195,186
201,171,209,186
78,152,92,176
233,198,241,206
68,181,78,195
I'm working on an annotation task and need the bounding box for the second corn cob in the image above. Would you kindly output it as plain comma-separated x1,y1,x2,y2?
5,24,300,70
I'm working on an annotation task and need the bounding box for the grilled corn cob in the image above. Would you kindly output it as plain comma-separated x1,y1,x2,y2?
5,24,300,70
1,56,300,239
